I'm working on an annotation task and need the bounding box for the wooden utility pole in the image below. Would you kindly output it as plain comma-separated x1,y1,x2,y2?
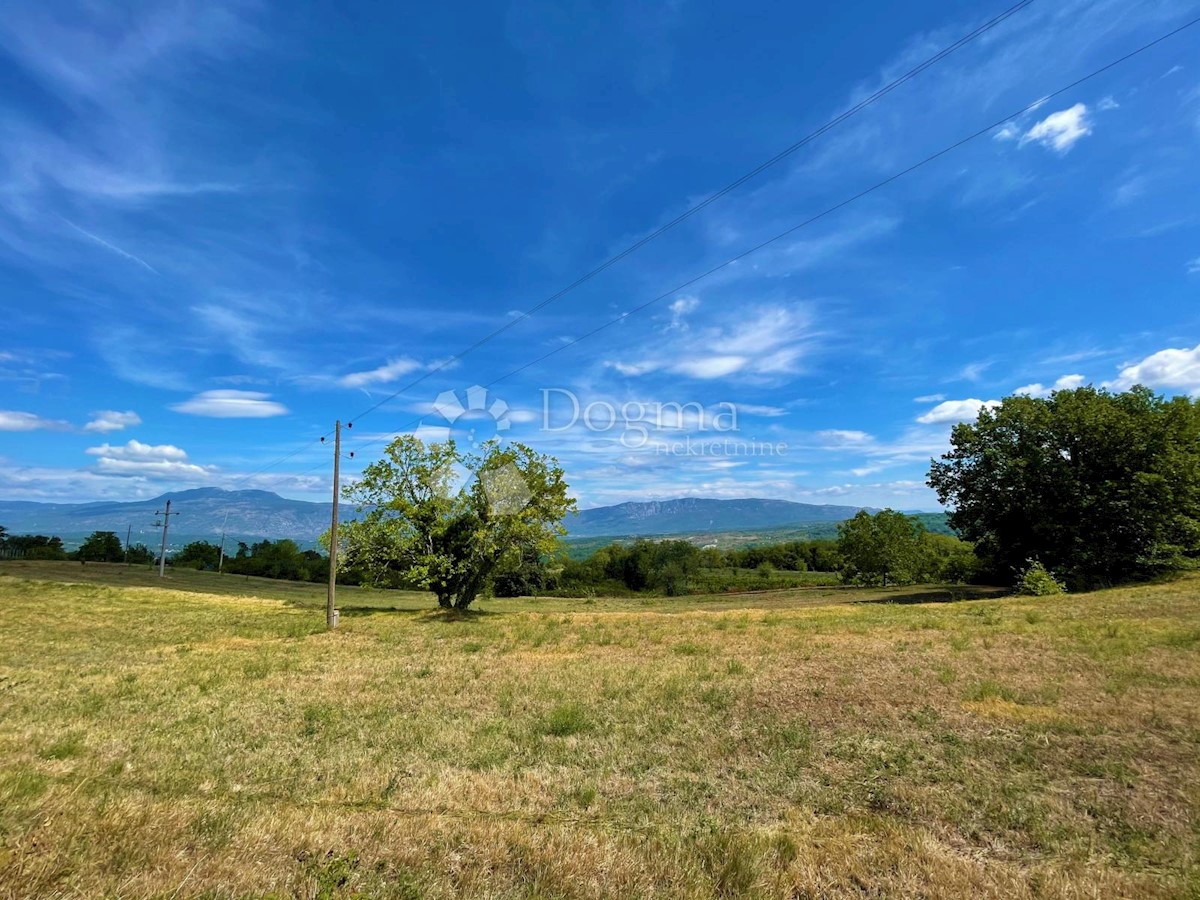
124,523,132,566
326,421,341,629
154,499,178,577
217,511,229,574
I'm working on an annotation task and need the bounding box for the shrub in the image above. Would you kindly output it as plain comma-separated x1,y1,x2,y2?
1017,560,1066,596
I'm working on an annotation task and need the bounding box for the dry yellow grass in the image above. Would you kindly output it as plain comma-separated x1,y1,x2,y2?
0,563,1197,898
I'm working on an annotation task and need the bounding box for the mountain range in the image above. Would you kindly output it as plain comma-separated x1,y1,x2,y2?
569,497,877,537
0,488,902,546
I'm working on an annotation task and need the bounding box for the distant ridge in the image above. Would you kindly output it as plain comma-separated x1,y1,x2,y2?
0,490,926,545
567,497,879,538
0,488,342,544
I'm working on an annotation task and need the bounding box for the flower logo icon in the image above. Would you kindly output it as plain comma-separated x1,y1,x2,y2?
423,385,512,447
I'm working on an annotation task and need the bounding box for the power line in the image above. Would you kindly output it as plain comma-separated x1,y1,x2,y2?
343,14,1200,461
187,1,1036,503
339,0,1038,429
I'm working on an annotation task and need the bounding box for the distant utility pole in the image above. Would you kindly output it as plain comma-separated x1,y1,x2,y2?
217,511,229,574
124,523,132,566
154,499,179,578
321,420,351,629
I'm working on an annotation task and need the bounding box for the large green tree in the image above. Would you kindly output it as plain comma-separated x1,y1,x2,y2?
173,541,222,570
928,386,1200,588
76,531,124,563
337,437,574,609
836,509,928,586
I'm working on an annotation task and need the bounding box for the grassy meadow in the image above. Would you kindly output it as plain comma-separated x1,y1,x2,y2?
0,562,1197,898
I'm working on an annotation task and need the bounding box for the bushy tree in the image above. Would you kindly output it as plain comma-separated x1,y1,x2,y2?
929,386,1200,588
919,533,979,583
492,546,557,597
837,509,927,586
173,541,222,570
1016,560,1067,596
338,437,574,609
224,539,326,582
125,543,155,565
76,531,124,563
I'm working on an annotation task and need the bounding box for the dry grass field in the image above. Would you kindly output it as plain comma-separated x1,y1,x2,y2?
0,562,1197,898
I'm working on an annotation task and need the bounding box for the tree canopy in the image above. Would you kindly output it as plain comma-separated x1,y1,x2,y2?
337,437,574,609
836,509,928,586
76,531,124,563
928,386,1200,588
173,540,222,570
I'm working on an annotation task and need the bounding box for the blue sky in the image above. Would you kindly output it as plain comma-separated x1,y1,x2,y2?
1,0,1199,510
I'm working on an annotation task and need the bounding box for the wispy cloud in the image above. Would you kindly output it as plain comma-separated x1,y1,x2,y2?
956,361,991,382
1012,374,1086,398
606,304,816,381
339,357,423,388
60,219,158,273
916,398,999,424
1020,103,1093,153
0,410,71,432
83,410,142,433
170,390,289,418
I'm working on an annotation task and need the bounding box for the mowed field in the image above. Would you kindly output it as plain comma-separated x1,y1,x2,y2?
0,564,1197,898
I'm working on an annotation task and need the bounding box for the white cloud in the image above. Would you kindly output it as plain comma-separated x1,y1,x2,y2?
86,440,188,462
83,410,142,433
1104,344,1200,394
956,361,990,382
1097,96,1119,111
668,296,699,329
85,439,214,480
916,398,1000,425
170,390,288,418
608,305,813,381
736,404,787,417
93,458,213,478
1187,257,1200,275
914,393,946,403
673,356,747,379
817,429,875,448
1021,103,1092,153
993,122,1021,142
0,410,70,431
608,360,661,377
339,357,422,388
1012,374,1086,398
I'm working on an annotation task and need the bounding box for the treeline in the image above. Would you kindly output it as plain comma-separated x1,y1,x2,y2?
0,527,333,585
490,523,981,598
0,530,69,560
552,538,844,596
172,539,332,583
0,528,157,563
